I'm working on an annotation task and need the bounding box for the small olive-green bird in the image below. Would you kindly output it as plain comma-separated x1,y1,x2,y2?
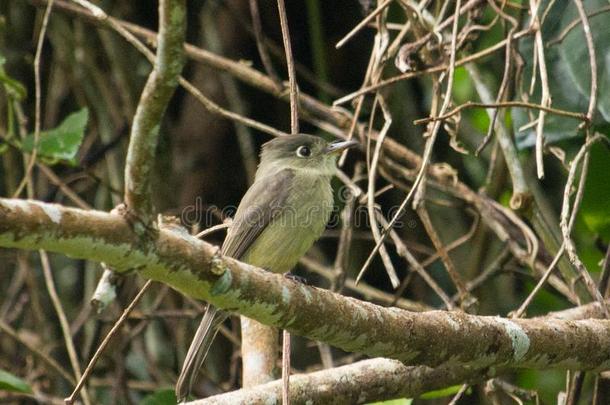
176,134,357,401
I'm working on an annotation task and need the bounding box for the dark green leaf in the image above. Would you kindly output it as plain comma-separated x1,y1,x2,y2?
558,1,610,121
420,385,467,399
0,70,27,101
0,53,27,101
21,108,88,164
580,141,610,242
366,398,412,405
0,369,33,394
515,0,610,148
141,389,177,405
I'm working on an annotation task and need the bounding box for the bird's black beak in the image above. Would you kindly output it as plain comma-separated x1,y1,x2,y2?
325,139,359,155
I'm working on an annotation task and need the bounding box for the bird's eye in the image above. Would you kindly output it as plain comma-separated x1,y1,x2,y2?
296,145,311,158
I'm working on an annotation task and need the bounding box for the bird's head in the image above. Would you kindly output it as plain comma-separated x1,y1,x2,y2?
257,134,358,178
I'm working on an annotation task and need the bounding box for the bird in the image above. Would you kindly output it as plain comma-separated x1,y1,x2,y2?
175,134,357,401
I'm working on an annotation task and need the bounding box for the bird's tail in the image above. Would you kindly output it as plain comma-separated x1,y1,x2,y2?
175,305,229,402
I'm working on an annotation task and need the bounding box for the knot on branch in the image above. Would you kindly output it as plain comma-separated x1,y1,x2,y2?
113,203,159,242
209,247,226,276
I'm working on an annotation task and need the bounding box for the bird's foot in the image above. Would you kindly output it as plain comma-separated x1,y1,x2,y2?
284,273,309,285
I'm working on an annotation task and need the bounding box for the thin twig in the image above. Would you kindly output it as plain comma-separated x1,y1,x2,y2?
249,0,282,86
559,134,610,316
67,0,288,141
598,244,610,298
276,0,298,401
65,280,153,404
466,63,530,210
333,27,533,106
0,319,76,385
13,0,55,198
448,384,470,405
548,5,610,47
39,251,91,405
203,3,259,183
414,101,587,126
358,0,463,277
335,0,392,49
528,0,551,179
573,0,598,121
359,96,400,287
37,164,91,209
195,222,230,239
512,244,565,318
475,24,514,156
277,0,298,134
416,205,473,308
300,256,431,312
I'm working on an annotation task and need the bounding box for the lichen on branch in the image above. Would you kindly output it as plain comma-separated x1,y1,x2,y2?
1,198,610,373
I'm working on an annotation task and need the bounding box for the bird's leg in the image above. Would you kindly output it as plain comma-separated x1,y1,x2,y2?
284,272,310,285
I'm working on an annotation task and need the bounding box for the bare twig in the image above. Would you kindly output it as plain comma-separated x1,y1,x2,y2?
64,0,289,140
13,0,54,198
39,251,91,405
0,319,75,385
203,3,258,183
560,134,610,315
416,205,473,309
277,0,298,135
249,0,282,86
65,280,153,404
276,1,299,400
358,0,463,277
512,244,565,318
358,96,399,287
195,223,230,239
413,101,587,126
528,0,551,179
334,27,533,106
548,5,610,47
573,0,598,121
335,0,392,49
466,63,530,210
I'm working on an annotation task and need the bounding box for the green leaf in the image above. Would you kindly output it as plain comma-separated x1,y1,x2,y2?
514,0,610,148
580,141,610,242
453,66,474,104
21,108,88,164
0,52,27,101
558,0,610,122
0,70,27,101
366,398,412,405
420,384,467,399
0,369,33,394
140,389,177,405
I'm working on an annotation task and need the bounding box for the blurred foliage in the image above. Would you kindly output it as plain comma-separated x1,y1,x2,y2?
21,107,88,164
0,0,609,404
0,369,33,395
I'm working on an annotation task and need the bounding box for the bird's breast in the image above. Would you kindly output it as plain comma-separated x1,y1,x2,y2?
242,175,333,273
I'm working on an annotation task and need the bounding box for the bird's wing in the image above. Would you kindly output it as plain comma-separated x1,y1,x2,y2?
221,168,294,259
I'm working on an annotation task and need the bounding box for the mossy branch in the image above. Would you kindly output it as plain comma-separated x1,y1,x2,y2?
123,0,186,227
1,198,610,373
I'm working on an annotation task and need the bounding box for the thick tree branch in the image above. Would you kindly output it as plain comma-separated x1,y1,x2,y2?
188,301,610,405
123,0,186,226
188,358,493,405
1,198,610,373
